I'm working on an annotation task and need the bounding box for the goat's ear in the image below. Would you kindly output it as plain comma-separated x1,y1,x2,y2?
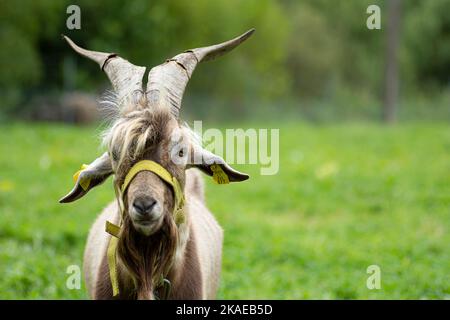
188,147,249,183
59,152,113,203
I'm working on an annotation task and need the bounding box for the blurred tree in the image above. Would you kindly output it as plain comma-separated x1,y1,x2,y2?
284,2,340,98
383,0,402,123
403,0,450,87
0,0,66,112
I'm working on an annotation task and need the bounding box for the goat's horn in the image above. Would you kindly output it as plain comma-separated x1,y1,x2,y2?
146,28,255,117
62,35,146,103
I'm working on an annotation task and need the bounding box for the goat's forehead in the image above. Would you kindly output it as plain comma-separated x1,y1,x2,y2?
105,110,183,153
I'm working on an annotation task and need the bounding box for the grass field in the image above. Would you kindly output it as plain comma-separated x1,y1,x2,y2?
0,121,449,299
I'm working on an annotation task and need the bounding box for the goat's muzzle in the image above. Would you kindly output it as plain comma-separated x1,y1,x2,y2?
130,195,164,236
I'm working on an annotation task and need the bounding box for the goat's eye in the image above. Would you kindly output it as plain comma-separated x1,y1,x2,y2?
178,149,184,157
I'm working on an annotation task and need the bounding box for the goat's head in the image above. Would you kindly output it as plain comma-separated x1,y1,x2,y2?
59,30,254,237
103,108,195,236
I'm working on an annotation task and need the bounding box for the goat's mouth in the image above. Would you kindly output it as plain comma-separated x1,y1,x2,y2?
131,216,164,236
135,219,153,225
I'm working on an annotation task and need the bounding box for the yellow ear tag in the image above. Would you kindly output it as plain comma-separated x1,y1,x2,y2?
73,164,90,191
210,164,229,184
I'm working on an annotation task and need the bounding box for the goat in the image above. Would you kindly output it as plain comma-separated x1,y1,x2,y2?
59,29,254,300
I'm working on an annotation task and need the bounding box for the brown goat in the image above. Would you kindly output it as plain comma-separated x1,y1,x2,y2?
60,30,254,299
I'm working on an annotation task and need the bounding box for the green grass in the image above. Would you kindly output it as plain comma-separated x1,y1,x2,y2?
0,121,449,299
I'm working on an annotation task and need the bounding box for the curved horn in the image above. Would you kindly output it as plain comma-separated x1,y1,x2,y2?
62,35,146,104
146,28,255,117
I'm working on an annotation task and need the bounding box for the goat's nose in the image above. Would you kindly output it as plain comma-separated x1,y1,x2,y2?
132,197,157,217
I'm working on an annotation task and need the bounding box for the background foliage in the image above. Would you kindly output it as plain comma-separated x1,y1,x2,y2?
0,0,449,120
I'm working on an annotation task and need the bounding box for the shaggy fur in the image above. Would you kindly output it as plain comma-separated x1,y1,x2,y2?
116,213,178,299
